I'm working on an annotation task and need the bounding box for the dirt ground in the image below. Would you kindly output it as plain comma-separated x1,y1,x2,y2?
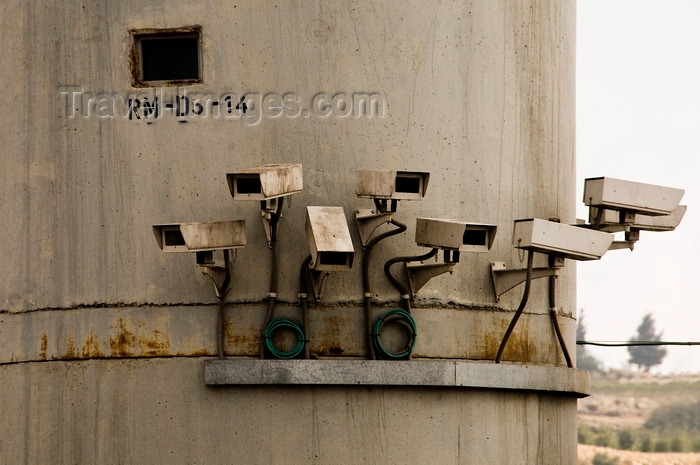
578,444,700,465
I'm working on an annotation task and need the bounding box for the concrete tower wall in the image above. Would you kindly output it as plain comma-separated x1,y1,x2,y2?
0,1,584,463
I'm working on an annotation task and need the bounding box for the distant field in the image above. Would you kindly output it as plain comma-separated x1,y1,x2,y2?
578,371,700,464
579,371,700,428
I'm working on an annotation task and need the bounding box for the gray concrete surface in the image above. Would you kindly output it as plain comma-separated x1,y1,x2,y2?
204,359,590,397
0,358,579,465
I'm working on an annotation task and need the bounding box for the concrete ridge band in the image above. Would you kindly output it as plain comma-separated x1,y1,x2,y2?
204,359,590,397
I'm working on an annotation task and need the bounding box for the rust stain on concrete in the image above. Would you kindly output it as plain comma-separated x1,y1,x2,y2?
109,319,136,357
64,334,76,359
224,327,259,354
139,329,171,356
81,331,104,358
39,333,48,360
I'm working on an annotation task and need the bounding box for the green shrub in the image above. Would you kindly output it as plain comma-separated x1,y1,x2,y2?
617,428,636,450
578,425,594,445
639,432,654,452
654,438,669,452
594,426,618,449
670,435,684,452
592,452,619,465
579,421,700,453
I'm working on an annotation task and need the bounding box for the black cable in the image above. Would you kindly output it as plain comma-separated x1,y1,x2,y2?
383,247,439,302
495,249,534,363
550,310,573,368
363,219,408,292
259,198,284,358
216,249,232,360
381,246,437,361
362,218,407,360
300,254,312,359
260,239,278,358
548,271,572,368
577,340,700,347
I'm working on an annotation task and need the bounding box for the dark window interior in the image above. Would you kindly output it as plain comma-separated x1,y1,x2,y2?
140,36,199,81
395,175,421,194
131,28,201,86
236,176,263,195
164,228,186,247
463,229,487,246
319,252,349,266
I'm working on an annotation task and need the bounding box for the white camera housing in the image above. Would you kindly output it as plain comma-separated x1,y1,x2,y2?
415,218,497,252
583,177,684,216
588,205,687,232
513,218,613,261
305,206,355,271
227,163,303,200
355,169,430,200
153,220,246,252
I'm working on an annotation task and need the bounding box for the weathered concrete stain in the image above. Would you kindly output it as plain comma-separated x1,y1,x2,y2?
64,334,76,359
39,333,48,360
224,324,259,354
483,325,537,363
139,329,170,356
81,331,104,358
109,319,136,357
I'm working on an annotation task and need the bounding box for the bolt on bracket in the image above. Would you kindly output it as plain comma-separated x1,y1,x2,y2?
355,209,392,247
405,262,456,299
308,269,330,302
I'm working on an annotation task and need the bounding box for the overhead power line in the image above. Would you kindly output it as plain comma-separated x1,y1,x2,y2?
577,340,700,347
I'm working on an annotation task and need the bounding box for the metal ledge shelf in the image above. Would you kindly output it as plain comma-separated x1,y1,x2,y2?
204,359,590,397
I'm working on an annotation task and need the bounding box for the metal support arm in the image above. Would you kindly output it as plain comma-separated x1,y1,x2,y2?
405,262,456,299
490,261,559,302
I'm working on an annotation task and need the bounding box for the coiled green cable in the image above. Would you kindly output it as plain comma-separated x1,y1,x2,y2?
372,309,417,360
263,318,306,359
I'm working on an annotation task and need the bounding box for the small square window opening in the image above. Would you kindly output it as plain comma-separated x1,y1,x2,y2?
131,26,202,87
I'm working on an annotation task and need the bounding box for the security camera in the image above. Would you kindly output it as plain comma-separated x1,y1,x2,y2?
153,220,246,253
355,169,429,200
226,163,303,200
583,177,684,217
395,218,495,297
513,218,613,261
154,220,246,357
305,206,355,271
415,218,497,253
588,205,687,232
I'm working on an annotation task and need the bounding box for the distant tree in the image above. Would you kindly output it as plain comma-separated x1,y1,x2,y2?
628,313,667,372
576,309,603,372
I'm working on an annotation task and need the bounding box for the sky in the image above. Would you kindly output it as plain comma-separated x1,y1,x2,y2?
576,1,700,374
